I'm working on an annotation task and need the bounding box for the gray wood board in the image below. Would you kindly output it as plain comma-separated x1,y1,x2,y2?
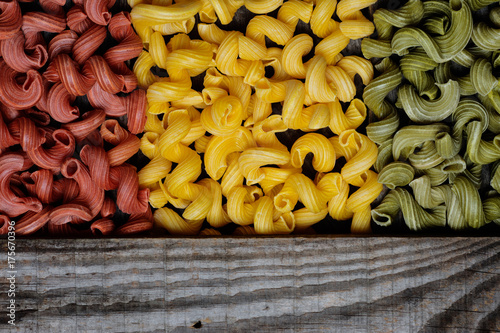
0,237,499,332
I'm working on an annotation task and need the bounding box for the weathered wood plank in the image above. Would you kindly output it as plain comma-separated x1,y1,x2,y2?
1,238,499,332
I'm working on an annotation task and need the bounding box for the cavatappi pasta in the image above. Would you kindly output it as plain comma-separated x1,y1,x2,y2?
364,0,500,231
131,0,382,234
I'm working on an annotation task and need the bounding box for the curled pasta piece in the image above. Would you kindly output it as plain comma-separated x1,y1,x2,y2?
328,99,367,135
391,0,472,63
347,170,383,233
363,58,402,145
91,218,115,236
62,109,106,142
282,34,314,79
254,196,295,234
131,1,202,26
48,30,79,60
274,173,338,214
204,126,256,180
372,187,446,231
0,153,42,217
238,147,290,185
154,207,203,235
0,0,22,40
47,83,80,123
200,96,244,136
84,0,116,26
334,130,378,187
72,24,108,65
1,31,48,73
0,61,44,109
246,0,312,46
290,133,335,173
49,158,104,225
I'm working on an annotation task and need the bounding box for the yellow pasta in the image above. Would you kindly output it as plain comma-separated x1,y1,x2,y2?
130,0,382,235
328,99,367,134
238,147,291,185
274,173,338,214
282,34,314,79
154,207,203,235
200,96,244,135
206,0,243,25
254,196,295,234
305,55,338,103
290,133,336,172
130,1,202,26
244,0,283,14
336,129,378,187
204,127,256,180
310,0,339,38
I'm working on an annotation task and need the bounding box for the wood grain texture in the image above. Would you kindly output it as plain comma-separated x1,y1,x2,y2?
0,237,499,332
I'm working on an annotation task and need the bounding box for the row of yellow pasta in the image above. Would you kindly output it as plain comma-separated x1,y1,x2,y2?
130,0,382,234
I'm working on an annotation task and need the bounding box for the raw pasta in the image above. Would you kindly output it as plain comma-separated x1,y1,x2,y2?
365,0,500,231
0,0,152,236
132,0,382,234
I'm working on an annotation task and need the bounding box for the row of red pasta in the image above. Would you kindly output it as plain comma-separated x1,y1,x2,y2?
0,0,152,235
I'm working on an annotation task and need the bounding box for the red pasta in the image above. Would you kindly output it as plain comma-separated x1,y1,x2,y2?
100,196,116,218
72,24,107,65
87,85,147,134
0,215,10,234
22,12,67,40
104,12,142,90
0,112,17,152
44,53,94,95
115,206,154,235
0,0,22,40
39,0,66,15
110,164,149,214
91,218,115,235
47,82,80,123
51,158,105,224
67,5,92,35
48,30,79,60
0,153,42,217
15,205,52,235
7,117,47,152
0,61,44,109
0,0,150,236
84,0,116,26
80,121,148,214
27,129,76,172
1,31,48,72
61,109,106,142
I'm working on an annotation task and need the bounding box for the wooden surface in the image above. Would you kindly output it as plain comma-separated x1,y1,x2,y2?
0,237,499,332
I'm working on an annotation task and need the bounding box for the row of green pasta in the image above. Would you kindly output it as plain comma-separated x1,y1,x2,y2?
362,0,500,230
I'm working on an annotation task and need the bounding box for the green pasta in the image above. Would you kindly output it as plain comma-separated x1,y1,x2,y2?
363,58,402,144
398,80,460,122
360,39,393,59
466,0,498,11
484,196,500,225
391,0,472,63
373,0,425,39
471,23,500,51
392,124,450,160
470,58,498,96
371,187,446,230
364,0,500,232
377,162,415,189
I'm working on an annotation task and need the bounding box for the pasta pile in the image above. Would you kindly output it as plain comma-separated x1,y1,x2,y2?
131,0,383,235
0,0,153,235
363,0,500,230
